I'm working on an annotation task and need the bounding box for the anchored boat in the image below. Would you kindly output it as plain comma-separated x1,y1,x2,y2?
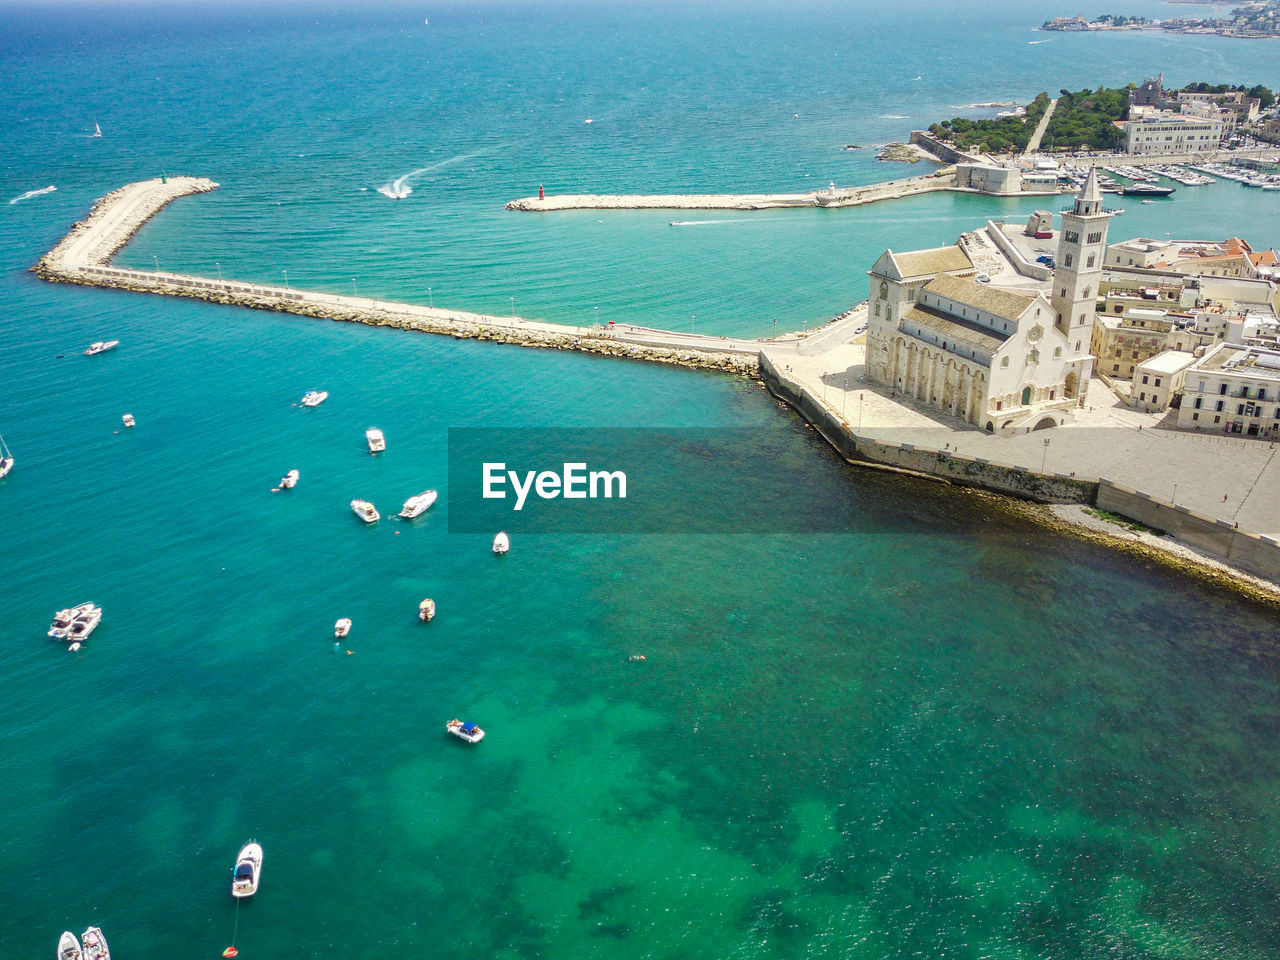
446,719,485,743
419,598,436,622
58,931,82,960
492,531,509,555
366,428,386,453
231,841,263,898
80,927,109,960
351,499,379,523
399,490,437,519
84,340,119,356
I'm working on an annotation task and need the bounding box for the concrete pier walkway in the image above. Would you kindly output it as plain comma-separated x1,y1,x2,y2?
505,172,956,212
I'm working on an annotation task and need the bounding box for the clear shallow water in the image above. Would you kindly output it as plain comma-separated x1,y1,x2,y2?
2,2,1280,958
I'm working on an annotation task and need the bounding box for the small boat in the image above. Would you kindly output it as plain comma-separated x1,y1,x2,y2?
121,414,135,428
366,428,386,453
278,469,299,489
231,841,263,898
446,718,485,743
92,121,102,138
351,499,379,523
492,531,509,555
334,618,352,638
84,340,119,356
58,931,82,960
80,927,109,960
49,602,95,640
1141,199,1155,204
67,603,103,649
0,433,12,479
398,490,438,519
300,390,328,407
419,598,436,622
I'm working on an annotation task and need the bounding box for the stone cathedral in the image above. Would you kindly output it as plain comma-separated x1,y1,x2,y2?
865,170,1112,433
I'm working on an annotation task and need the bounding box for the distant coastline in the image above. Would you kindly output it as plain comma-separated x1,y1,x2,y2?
1041,2,1280,39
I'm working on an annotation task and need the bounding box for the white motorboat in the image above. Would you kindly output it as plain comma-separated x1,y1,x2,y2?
80,927,109,960
419,598,436,622
351,499,379,523
300,390,328,407
492,531,509,555
366,428,386,453
446,718,485,743
334,618,352,638
84,340,119,356
67,603,103,649
398,490,438,519
0,433,12,479
231,841,263,898
49,602,95,640
278,469,299,490
121,414,135,428
58,931,82,960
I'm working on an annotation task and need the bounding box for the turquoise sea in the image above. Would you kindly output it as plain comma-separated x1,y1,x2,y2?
3,2,1280,958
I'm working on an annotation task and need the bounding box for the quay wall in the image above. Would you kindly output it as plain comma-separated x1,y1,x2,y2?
1097,481,1280,582
759,353,1098,503
984,220,1053,280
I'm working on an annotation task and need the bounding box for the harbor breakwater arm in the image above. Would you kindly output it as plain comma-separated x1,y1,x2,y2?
32,177,760,376
505,172,956,212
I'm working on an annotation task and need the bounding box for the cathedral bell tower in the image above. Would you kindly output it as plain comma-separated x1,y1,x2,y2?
1050,168,1112,404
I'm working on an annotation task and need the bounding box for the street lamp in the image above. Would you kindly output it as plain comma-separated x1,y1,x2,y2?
216,262,222,281
152,255,159,274
429,286,433,309
352,279,358,297
283,269,289,290
691,314,695,334
510,296,515,320
1041,437,1051,472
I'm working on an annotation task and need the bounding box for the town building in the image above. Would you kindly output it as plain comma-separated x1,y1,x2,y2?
1177,343,1280,437
1130,74,1169,109
1103,236,1253,277
1130,350,1197,412
865,173,1109,432
1122,113,1224,155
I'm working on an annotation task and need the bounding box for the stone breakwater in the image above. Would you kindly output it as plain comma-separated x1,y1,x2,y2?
505,172,954,212
32,177,758,378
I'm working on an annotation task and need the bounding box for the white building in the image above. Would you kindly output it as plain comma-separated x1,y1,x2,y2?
1177,343,1280,437
1130,350,1196,412
1123,114,1224,155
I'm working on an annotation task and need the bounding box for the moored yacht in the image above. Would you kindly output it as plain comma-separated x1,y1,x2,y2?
231,841,263,898
419,598,436,622
49,602,95,640
67,604,103,650
492,531,509,554
121,414,135,428
335,618,352,638
398,490,438,519
366,428,386,453
0,433,13,479
58,931,82,960
84,340,119,356
300,390,328,407
278,469,299,490
80,927,109,960
351,499,379,523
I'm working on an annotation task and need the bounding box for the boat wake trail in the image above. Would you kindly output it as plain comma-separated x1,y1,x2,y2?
376,151,489,199
10,185,56,204
669,219,766,227
880,114,910,119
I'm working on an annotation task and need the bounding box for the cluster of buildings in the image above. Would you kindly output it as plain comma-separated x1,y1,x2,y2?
863,170,1280,440
1122,76,1263,155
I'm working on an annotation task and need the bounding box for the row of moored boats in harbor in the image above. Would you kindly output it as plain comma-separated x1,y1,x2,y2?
1188,162,1280,190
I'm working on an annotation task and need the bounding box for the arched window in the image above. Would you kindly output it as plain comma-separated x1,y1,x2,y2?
875,302,881,316
1000,356,1009,368
1054,346,1062,358
1083,286,1091,298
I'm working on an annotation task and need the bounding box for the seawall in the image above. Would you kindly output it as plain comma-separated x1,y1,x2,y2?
759,353,1098,503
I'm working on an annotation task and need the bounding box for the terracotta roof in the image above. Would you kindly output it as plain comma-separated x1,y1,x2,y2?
890,245,973,279
902,303,1006,354
923,274,1038,322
